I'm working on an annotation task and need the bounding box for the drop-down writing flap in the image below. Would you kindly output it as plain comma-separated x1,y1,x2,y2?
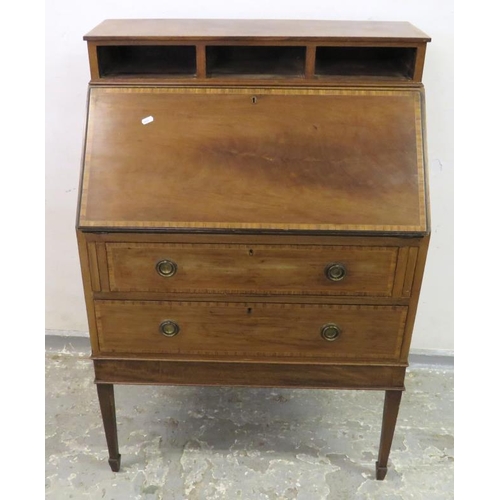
78,87,428,234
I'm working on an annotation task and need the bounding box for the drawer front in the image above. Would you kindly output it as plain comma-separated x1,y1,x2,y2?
95,301,407,361
105,243,398,296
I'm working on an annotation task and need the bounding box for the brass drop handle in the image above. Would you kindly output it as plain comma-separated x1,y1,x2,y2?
156,259,177,277
321,323,341,342
159,320,180,337
325,263,347,282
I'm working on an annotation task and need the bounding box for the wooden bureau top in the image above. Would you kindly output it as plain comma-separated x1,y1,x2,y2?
79,20,430,235
84,19,430,43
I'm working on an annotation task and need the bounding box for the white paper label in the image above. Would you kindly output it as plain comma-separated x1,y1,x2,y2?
141,116,154,125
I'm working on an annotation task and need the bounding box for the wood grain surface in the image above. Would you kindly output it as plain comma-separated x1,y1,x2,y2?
77,19,432,477
84,19,430,42
93,359,407,389
79,87,427,233
104,242,398,296
94,300,407,361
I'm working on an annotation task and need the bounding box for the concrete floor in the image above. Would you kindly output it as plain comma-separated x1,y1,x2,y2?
45,338,453,499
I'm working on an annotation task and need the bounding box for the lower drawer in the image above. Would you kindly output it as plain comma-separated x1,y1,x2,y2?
95,301,407,361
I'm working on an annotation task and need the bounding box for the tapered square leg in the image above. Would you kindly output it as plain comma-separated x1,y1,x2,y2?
96,383,121,472
376,390,403,480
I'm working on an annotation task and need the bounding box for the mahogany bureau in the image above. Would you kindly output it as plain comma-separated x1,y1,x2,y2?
76,19,431,479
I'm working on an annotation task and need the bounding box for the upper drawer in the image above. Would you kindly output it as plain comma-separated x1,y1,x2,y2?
104,243,398,296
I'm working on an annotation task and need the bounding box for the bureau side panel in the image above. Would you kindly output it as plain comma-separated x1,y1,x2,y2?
399,234,430,361
76,231,100,353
